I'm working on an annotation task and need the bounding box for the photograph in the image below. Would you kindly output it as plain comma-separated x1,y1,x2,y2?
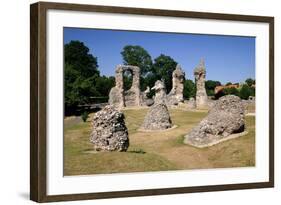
29,2,274,202
63,28,256,176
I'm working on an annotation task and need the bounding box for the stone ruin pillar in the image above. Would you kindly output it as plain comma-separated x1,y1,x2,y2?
151,80,167,104
108,65,125,109
167,64,185,105
141,80,173,131
127,66,141,106
194,59,208,108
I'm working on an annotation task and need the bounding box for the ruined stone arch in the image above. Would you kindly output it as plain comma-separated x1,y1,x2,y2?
109,65,142,108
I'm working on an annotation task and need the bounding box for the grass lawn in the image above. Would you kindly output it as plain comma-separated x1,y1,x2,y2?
64,108,255,176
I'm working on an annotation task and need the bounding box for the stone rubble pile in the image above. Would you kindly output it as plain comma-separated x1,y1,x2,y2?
90,105,129,151
184,95,245,147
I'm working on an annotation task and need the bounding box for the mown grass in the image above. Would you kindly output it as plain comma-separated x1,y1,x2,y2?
64,108,255,176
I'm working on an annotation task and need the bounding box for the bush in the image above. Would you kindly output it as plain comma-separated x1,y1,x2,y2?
239,84,252,100
183,79,196,99
224,87,239,96
205,80,221,96
245,78,255,87
249,87,255,97
81,111,89,122
206,89,215,96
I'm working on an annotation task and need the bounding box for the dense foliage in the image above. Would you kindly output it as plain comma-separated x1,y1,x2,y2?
224,87,240,96
81,111,89,122
205,80,221,96
64,41,114,115
183,79,196,99
121,46,178,93
214,84,255,100
121,45,153,76
152,54,178,93
239,84,255,100
245,78,255,87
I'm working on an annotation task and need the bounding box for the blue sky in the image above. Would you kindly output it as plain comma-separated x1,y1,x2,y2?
64,27,255,84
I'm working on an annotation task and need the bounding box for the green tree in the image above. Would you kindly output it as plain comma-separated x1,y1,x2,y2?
224,87,239,96
205,80,221,96
95,76,115,97
65,40,99,78
123,73,133,91
239,84,252,100
121,45,153,76
81,111,89,122
152,54,178,93
245,78,255,87
249,87,255,97
64,41,100,114
183,79,196,99
225,82,232,86
140,73,157,91
139,73,158,98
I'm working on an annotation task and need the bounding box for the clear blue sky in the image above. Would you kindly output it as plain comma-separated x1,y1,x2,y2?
64,27,255,84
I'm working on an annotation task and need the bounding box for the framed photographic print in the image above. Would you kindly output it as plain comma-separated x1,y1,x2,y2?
30,1,274,202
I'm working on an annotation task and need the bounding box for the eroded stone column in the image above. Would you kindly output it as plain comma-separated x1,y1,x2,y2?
109,65,125,109
141,80,172,131
130,66,141,106
194,59,208,108
167,64,185,105
152,80,167,104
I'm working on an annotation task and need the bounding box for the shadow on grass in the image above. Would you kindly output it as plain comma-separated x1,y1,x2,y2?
82,148,146,154
128,148,146,154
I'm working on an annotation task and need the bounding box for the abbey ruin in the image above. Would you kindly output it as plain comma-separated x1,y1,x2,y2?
109,63,186,108
91,59,248,151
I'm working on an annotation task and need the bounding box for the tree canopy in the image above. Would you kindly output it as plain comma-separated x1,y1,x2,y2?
205,80,221,96
245,78,255,87
183,79,196,99
239,84,255,100
64,41,114,115
224,87,240,96
65,40,99,78
121,45,153,76
120,48,178,93
152,54,178,93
